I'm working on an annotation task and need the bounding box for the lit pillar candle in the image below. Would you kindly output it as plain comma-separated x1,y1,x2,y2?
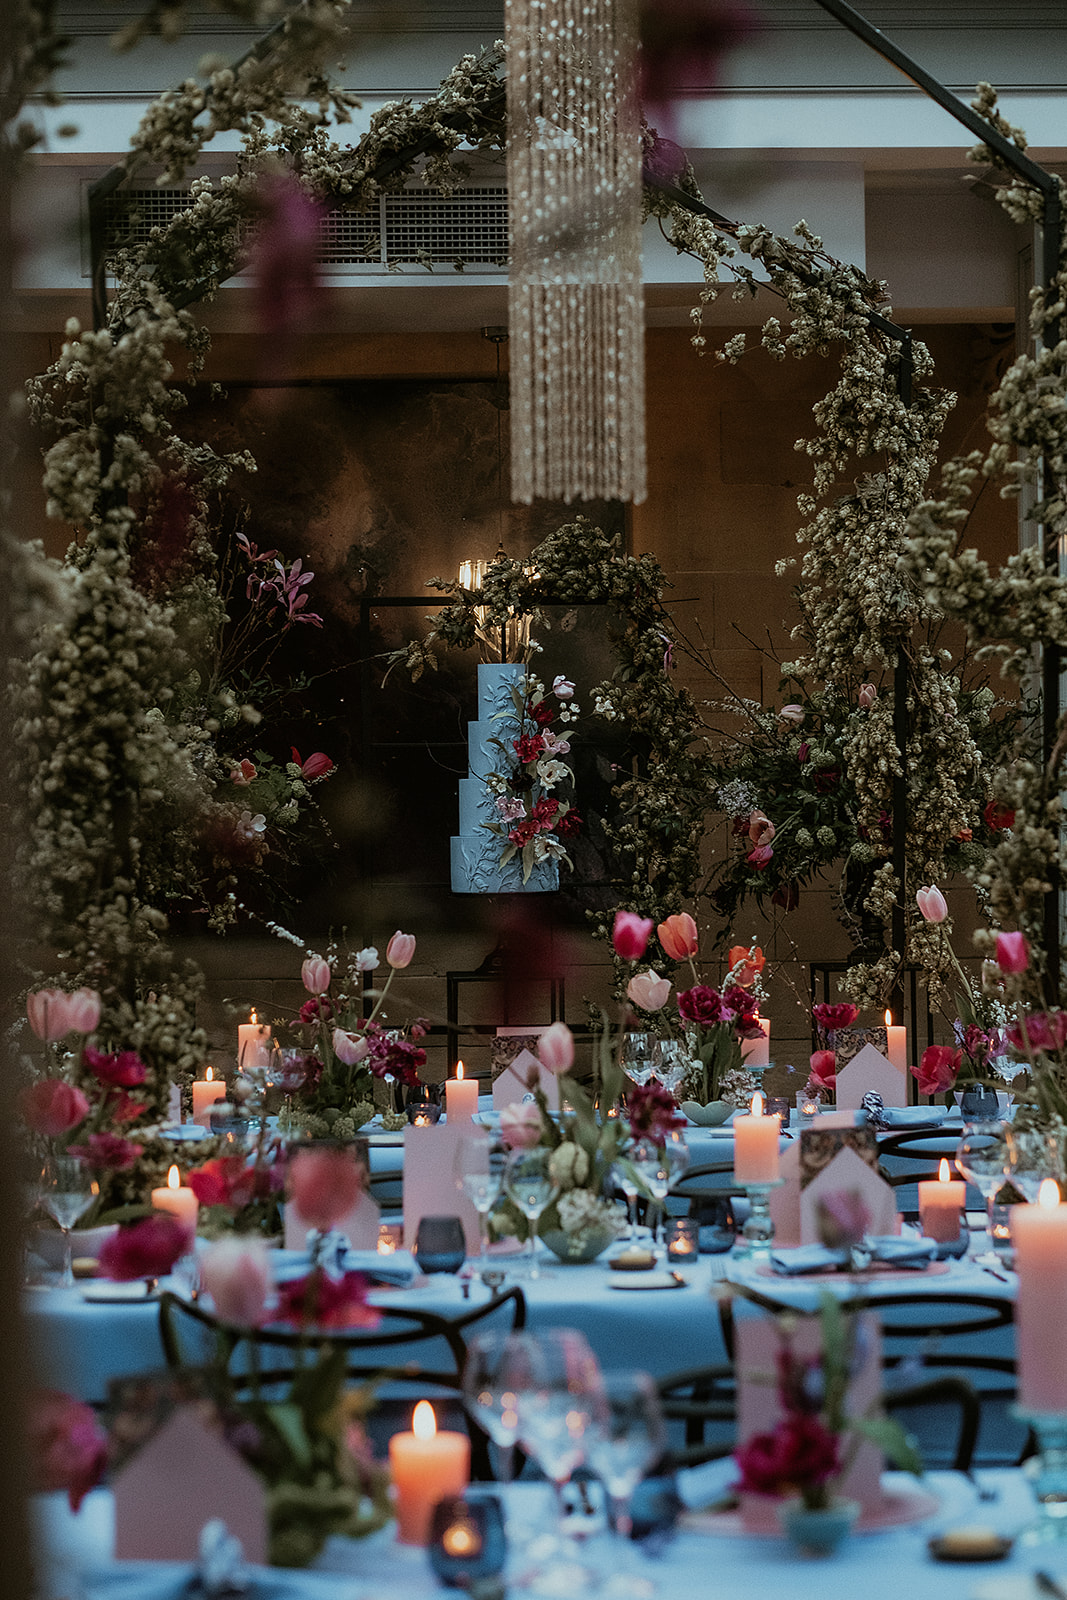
918,1158,966,1242
884,1010,908,1075
151,1164,199,1234
733,1093,781,1184
1012,1180,1067,1412
237,1011,271,1070
389,1401,470,1545
191,1066,226,1126
446,1061,478,1123
745,1017,770,1069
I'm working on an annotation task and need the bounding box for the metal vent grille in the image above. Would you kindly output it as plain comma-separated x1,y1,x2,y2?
97,186,509,271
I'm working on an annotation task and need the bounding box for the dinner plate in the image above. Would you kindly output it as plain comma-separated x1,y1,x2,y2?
608,1272,688,1291
81,1281,159,1303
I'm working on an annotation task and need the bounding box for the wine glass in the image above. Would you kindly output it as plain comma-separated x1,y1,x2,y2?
629,1138,679,1251
651,1039,691,1098
955,1122,1013,1258
41,1156,98,1288
461,1328,533,1482
584,1368,666,1557
611,1159,640,1242
510,1328,603,1520
454,1131,505,1276
621,1033,656,1089
1005,1124,1064,1202
504,1147,558,1281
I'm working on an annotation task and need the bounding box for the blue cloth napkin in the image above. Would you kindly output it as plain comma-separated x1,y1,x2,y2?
771,1235,939,1275
83,1561,352,1600
879,1105,948,1128
270,1247,417,1288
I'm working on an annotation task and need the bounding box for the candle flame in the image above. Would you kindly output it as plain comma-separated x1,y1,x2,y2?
752,1092,764,1117
1039,1178,1061,1209
413,1401,437,1440
167,1165,180,1190
456,1061,465,1081
939,1158,951,1183
250,1010,257,1025
885,1009,893,1028
205,1066,214,1083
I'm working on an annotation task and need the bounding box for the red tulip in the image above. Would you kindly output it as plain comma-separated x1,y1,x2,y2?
202,1238,272,1326
288,1146,363,1231
984,800,1015,832
98,1215,193,1281
20,1079,89,1137
290,748,334,781
912,1045,961,1097
657,913,698,961
612,910,654,961
812,1003,859,1033
386,930,416,969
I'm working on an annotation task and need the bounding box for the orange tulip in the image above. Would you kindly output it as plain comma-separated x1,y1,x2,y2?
727,945,765,988
657,913,698,961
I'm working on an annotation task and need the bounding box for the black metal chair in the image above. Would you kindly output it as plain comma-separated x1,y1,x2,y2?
158,1284,526,1479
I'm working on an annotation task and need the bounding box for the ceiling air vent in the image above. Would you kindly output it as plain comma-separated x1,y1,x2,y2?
94,185,509,273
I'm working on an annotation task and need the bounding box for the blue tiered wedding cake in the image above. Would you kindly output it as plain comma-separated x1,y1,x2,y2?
450,663,559,893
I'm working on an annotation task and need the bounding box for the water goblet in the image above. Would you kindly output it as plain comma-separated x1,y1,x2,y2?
611,1159,640,1242
651,1039,691,1098
41,1156,98,1288
621,1032,656,1089
1005,1124,1064,1202
462,1328,533,1482
584,1367,666,1581
454,1132,506,1278
955,1121,1013,1259
510,1328,603,1522
504,1147,558,1280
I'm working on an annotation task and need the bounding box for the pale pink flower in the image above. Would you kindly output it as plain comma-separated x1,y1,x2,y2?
301,956,331,995
288,1146,363,1231
26,989,72,1042
538,1021,575,1075
916,886,948,924
65,988,101,1035
626,970,672,1011
332,1028,370,1066
540,731,571,755
552,676,575,699
202,1238,272,1326
857,683,878,709
778,704,805,725
500,1102,543,1149
386,931,416,969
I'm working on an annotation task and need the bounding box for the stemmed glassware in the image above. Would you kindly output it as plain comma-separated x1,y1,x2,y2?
40,1156,98,1288
1005,1124,1064,1202
454,1132,506,1278
651,1039,690,1098
611,1159,640,1242
462,1329,529,1482
509,1328,603,1520
621,1033,656,1089
955,1121,1013,1259
584,1368,666,1580
504,1147,558,1280
629,1132,690,1252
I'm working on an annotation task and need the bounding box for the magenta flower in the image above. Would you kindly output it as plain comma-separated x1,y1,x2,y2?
912,1045,962,1096
84,1048,148,1089
996,931,1030,974
30,1390,108,1512
747,842,773,869
638,0,761,136
677,985,728,1026
807,1050,836,1092
248,171,325,338
612,910,654,961
291,747,334,779
276,1269,381,1331
734,1412,841,1499
99,1215,192,1281
67,1133,143,1171
812,1003,859,1033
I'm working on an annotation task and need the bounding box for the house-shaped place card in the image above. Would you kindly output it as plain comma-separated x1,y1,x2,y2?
799,1142,899,1241
491,1028,560,1112
836,1041,908,1111
113,1403,267,1564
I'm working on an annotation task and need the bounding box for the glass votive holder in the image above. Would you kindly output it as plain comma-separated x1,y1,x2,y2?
429,1494,506,1589
796,1091,822,1121
665,1217,699,1262
415,1214,467,1274
765,1095,790,1128
408,1100,443,1126
377,1222,403,1255
990,1202,1015,1252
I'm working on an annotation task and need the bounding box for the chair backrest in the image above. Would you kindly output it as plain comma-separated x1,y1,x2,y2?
159,1285,527,1478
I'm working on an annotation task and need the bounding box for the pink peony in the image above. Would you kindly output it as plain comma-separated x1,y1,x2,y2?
734,1412,841,1498
912,1045,962,1097
68,1133,143,1171
386,930,416,969
29,1389,108,1511
916,885,948,924
627,969,672,1012
538,1021,575,1075
19,1079,89,1137
301,955,331,995
626,1082,686,1141
98,1215,192,1281
66,988,101,1035
332,1028,370,1066
202,1238,272,1326
812,1003,859,1033
84,1048,147,1089
996,931,1030,974
657,912,699,961
500,1102,543,1149
288,1146,363,1231
612,910,654,962
807,1050,837,1092
26,989,73,1042
276,1269,381,1331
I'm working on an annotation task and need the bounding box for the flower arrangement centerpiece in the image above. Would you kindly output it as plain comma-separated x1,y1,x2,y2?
800,1002,860,1105
734,1292,921,1551
908,883,1015,1103
622,910,765,1112
481,667,583,884
263,932,425,1140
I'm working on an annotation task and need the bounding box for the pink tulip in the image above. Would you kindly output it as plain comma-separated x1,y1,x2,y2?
552,675,575,699
657,913,698,961
996,931,1030,974
29,1390,108,1512
916,886,948,924
66,988,101,1035
912,1045,961,1097
538,1021,575,1075
626,970,672,1011
779,704,805,725
808,1050,837,1092
386,930,416,969
19,1079,90,1137
500,1102,543,1149
201,1238,272,1326
288,1146,363,1231
332,1027,370,1066
26,989,72,1042
612,910,654,962
747,843,774,870
857,683,878,709
748,810,774,847
301,955,331,995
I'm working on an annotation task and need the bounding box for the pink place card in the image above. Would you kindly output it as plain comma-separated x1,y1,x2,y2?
735,1306,884,1528
284,1186,380,1251
492,1027,560,1111
799,1145,898,1243
403,1122,481,1253
768,1140,802,1247
113,1404,267,1563
836,1042,908,1110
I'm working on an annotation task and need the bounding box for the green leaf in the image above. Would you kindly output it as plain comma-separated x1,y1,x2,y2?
264,1402,313,1470
852,1413,923,1477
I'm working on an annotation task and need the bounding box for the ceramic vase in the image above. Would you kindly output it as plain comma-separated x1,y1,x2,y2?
777,1497,860,1556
